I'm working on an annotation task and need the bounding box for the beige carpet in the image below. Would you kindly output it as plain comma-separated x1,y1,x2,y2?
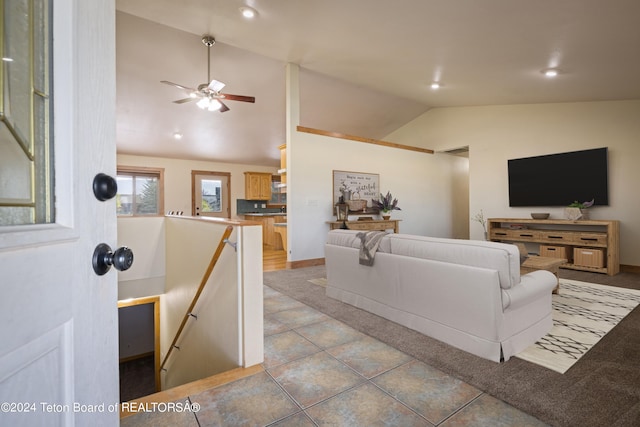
516,279,640,373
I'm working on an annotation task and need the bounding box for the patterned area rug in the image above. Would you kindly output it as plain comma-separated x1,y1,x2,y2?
516,279,640,373
308,278,327,287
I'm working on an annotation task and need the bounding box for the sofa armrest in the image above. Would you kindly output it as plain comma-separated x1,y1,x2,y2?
501,270,556,311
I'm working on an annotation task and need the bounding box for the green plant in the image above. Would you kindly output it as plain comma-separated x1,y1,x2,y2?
568,199,594,209
372,191,401,213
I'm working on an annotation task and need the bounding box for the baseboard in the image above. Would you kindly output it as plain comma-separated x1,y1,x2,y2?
621,264,640,274
287,257,325,269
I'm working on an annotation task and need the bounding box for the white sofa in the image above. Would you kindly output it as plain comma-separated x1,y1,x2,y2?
324,230,557,362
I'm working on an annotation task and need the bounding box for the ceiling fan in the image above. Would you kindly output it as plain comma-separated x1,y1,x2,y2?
161,35,255,112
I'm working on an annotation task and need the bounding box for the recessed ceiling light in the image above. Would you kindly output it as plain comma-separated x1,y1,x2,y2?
173,132,183,140
430,82,442,90
541,68,560,78
2,57,13,62
239,6,257,19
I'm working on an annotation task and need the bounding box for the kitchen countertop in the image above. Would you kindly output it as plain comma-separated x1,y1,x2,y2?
243,213,287,217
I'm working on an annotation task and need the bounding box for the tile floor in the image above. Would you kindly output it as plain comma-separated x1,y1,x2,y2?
122,285,549,426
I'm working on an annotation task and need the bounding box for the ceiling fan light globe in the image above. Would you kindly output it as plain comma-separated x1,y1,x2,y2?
196,98,210,109
208,99,222,111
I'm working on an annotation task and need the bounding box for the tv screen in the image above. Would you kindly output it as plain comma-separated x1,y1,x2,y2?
508,147,609,207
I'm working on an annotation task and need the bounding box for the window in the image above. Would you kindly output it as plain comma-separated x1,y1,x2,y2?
116,167,164,216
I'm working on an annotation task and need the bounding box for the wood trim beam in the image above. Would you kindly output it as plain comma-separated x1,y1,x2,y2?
297,126,434,154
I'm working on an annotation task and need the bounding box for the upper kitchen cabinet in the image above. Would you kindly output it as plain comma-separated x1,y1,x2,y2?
244,172,272,200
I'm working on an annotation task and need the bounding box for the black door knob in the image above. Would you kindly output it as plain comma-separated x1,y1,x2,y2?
93,173,118,201
93,243,134,276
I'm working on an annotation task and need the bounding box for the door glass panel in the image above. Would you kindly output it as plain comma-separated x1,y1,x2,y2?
200,179,222,213
0,0,53,225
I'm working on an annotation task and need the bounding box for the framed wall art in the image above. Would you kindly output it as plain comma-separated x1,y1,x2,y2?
332,170,380,214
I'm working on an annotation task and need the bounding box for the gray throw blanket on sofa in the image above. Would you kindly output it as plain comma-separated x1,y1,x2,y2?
356,231,387,266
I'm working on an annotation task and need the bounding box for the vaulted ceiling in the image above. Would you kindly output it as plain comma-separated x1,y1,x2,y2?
115,0,640,167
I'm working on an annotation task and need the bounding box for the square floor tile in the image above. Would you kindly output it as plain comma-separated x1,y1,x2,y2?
264,316,291,337
328,336,413,378
268,411,316,426
267,306,330,329
268,351,365,408
264,294,307,314
191,371,299,427
305,382,432,426
373,360,482,425
263,286,282,298
264,330,321,368
120,398,199,427
295,318,366,348
441,393,549,426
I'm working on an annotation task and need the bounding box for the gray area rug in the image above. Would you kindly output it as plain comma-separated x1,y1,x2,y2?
264,266,640,427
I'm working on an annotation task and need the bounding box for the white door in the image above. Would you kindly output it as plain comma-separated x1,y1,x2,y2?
0,1,120,425
192,171,231,218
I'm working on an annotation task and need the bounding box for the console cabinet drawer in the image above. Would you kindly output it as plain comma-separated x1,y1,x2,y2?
539,231,575,243
571,232,608,246
490,229,540,240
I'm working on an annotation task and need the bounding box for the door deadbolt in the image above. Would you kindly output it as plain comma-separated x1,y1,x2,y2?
93,243,134,276
93,173,118,201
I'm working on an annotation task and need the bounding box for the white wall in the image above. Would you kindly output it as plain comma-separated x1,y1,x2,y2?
288,132,461,262
160,217,263,389
117,154,277,217
117,216,166,299
387,100,640,266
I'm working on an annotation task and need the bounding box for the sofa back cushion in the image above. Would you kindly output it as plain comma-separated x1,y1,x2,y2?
326,230,520,289
386,234,520,289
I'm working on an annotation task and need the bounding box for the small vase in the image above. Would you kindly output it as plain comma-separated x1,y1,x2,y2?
382,215,391,220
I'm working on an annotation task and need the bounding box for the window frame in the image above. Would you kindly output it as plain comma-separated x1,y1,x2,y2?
116,166,165,217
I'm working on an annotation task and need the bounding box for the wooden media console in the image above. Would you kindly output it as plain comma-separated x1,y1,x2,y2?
488,218,619,275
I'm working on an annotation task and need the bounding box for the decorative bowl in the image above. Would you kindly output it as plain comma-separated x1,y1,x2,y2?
347,199,367,211
531,213,550,219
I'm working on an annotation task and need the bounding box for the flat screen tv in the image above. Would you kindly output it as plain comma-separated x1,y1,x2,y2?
508,147,609,207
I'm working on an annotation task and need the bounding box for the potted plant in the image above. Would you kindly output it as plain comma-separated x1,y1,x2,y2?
565,199,594,220
372,191,401,220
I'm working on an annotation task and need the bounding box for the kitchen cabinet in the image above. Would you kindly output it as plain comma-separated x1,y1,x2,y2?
244,214,287,250
244,172,272,200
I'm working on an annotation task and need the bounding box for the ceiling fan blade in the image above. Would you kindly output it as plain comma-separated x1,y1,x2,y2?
221,93,256,103
173,97,197,104
208,79,226,92
160,80,198,92
218,100,230,113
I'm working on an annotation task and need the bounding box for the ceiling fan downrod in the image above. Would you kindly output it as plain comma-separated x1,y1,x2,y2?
202,35,215,84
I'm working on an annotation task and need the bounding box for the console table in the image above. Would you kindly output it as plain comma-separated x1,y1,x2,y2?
488,218,619,275
327,219,400,233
